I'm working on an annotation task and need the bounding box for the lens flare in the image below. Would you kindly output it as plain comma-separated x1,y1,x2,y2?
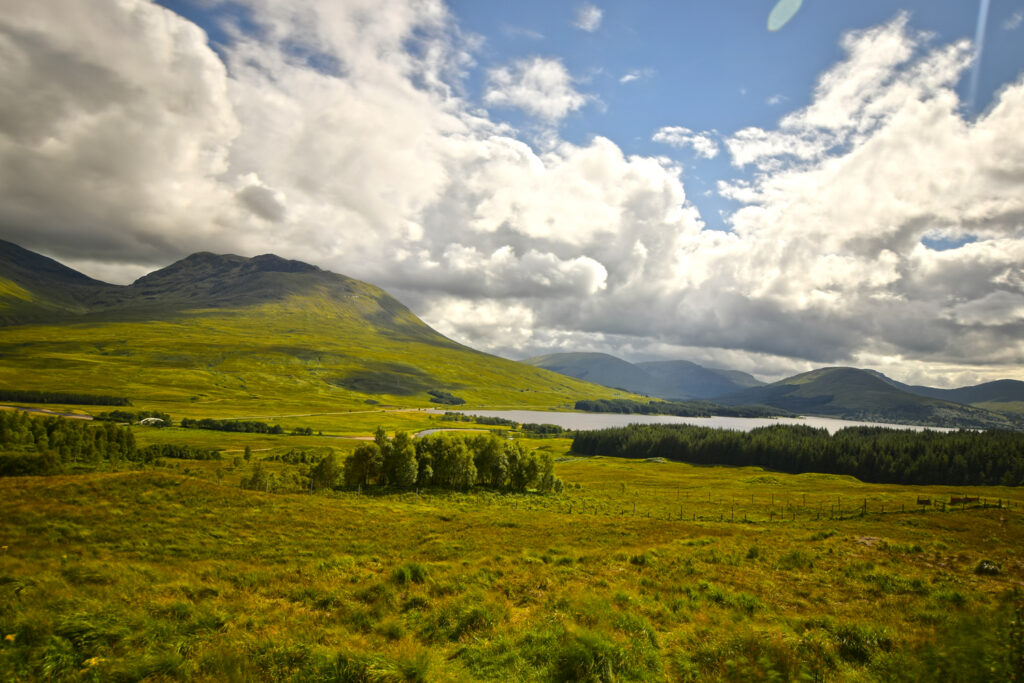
969,0,992,110
767,0,803,32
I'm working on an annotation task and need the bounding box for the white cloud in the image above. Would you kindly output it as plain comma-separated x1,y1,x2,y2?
484,56,588,123
0,0,242,263
1,3,1022,387
715,14,1024,374
1004,10,1023,31
652,126,719,159
573,4,603,32
726,13,974,170
619,68,653,84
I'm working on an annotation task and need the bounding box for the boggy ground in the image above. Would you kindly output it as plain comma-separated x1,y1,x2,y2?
1,443,1022,681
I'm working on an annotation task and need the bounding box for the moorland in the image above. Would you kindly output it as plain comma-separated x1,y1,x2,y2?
1,241,1022,681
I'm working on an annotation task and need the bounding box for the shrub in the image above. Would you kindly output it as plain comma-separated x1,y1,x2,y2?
974,559,1001,576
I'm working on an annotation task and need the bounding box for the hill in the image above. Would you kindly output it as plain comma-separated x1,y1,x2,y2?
0,241,632,415
521,352,675,397
0,239,116,323
718,367,1019,429
635,360,764,398
885,377,1024,416
522,352,763,400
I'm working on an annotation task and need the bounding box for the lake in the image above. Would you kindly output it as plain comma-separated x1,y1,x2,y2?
450,410,954,435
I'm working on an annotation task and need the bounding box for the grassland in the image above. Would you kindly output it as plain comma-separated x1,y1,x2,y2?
0,293,634,417
2,431,1022,681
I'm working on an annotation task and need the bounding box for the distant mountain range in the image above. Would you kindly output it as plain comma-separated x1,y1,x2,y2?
0,239,628,411
524,352,1024,430
521,352,763,400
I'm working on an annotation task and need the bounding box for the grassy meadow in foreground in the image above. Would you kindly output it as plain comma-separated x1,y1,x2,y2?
1,433,1022,681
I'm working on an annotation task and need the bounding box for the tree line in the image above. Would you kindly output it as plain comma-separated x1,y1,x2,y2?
438,412,566,435
94,410,173,426
0,410,228,476
0,409,138,475
572,424,1024,486
0,389,130,406
342,428,563,493
138,444,221,461
180,417,285,434
575,398,789,418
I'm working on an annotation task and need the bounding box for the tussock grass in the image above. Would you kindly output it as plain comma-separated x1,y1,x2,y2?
1,446,1023,680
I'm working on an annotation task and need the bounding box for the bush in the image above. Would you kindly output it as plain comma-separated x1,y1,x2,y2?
427,390,465,406
974,559,1001,576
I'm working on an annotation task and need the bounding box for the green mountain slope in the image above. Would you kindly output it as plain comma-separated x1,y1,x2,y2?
0,239,117,323
719,367,1019,429
0,242,633,415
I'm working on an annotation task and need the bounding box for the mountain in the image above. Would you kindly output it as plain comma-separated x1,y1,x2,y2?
0,240,632,414
718,367,1019,429
883,377,1024,416
0,239,116,323
521,352,674,397
522,352,763,399
635,360,763,398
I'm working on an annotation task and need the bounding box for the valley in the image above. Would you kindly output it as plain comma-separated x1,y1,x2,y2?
1,242,1023,681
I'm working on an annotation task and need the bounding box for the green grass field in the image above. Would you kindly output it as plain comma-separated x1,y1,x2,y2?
0,296,633,418
1,432,1021,681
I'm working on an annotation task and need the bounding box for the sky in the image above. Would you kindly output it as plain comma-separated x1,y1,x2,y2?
1,0,1023,387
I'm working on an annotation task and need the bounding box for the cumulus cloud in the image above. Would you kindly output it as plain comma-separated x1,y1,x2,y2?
0,0,242,264
0,3,1022,386
484,56,588,123
652,126,719,159
715,14,1024,376
573,4,603,32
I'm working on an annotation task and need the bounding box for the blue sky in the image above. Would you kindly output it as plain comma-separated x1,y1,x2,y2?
2,0,1024,385
445,0,1024,231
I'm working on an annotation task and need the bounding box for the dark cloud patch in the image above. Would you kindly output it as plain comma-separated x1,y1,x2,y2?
237,185,286,222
